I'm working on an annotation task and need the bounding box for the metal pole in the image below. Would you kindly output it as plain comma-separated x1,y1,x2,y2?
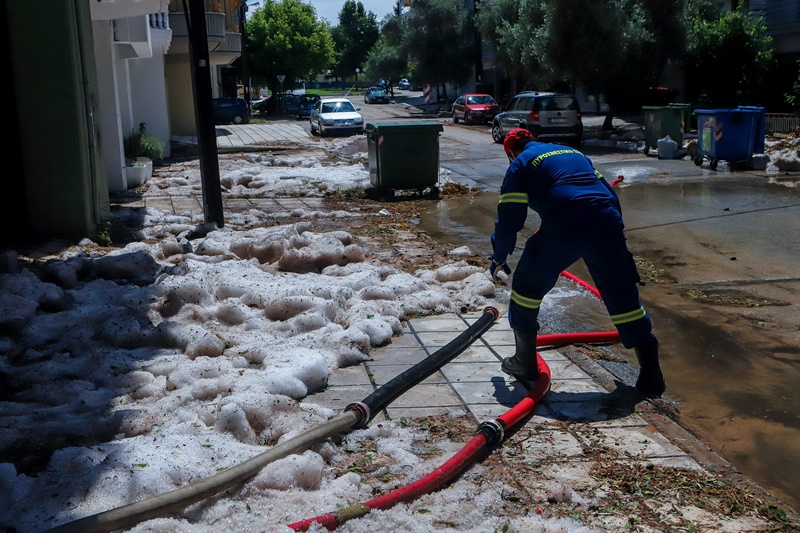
239,3,251,104
186,0,224,227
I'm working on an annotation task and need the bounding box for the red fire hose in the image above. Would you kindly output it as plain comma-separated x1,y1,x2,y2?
286,328,621,530
286,352,553,532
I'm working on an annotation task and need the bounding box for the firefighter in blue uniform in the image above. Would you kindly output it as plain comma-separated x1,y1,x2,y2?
490,128,665,397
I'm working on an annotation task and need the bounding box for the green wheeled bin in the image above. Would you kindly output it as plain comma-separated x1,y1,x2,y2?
365,121,444,201
642,104,689,155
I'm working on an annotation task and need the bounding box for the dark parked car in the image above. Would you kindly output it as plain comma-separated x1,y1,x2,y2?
265,93,321,118
250,97,270,115
212,97,250,124
364,86,390,104
295,93,321,118
451,94,500,124
491,91,583,147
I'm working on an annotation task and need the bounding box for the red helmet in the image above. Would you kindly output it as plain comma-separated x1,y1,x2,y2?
503,128,533,157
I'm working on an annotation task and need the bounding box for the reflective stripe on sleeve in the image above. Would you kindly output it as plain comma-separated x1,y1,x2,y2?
498,192,529,205
510,290,542,310
610,306,647,325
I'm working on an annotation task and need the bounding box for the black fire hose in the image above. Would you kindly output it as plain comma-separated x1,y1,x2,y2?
346,306,500,426
46,307,498,533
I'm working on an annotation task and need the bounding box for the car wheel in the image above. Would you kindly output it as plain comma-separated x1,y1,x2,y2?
491,122,504,143
232,114,244,124
453,113,458,124
464,111,470,124
310,121,318,135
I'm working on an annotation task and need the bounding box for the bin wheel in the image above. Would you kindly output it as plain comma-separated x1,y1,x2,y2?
428,185,440,198
694,157,703,166
710,159,718,171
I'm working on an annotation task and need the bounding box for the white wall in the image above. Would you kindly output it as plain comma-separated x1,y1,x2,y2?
129,53,171,157
92,20,128,193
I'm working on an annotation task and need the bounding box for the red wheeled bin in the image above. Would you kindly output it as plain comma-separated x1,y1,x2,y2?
693,107,765,170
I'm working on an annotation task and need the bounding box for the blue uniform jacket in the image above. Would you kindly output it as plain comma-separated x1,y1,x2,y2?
493,141,622,262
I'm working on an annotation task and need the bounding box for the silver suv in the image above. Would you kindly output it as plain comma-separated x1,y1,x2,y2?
492,92,583,147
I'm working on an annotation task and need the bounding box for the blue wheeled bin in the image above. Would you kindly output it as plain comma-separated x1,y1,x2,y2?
693,108,763,170
738,105,766,154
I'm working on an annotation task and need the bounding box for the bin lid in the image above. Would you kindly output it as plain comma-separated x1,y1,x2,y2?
366,120,444,133
694,108,756,114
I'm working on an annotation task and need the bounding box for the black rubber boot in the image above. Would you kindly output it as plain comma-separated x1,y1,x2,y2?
501,330,539,388
634,335,666,397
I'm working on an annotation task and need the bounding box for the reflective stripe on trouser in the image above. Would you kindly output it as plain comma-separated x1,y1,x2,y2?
508,216,652,348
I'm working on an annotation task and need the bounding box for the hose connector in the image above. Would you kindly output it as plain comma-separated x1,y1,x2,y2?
477,418,506,446
483,306,500,321
344,401,371,428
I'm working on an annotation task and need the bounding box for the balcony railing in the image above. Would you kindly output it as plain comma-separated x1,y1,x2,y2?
169,10,226,41
149,12,170,30
219,32,241,54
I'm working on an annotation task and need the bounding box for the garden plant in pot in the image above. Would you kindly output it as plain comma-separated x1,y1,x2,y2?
123,122,164,187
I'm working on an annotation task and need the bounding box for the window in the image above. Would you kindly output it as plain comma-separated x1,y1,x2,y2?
517,97,534,112
468,95,494,105
322,101,356,113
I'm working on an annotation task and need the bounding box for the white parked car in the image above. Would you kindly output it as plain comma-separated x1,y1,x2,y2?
309,98,364,136
398,78,411,90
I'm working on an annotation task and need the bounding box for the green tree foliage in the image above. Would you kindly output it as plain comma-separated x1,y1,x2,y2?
477,0,688,128
475,0,548,86
331,0,380,81
364,2,407,84
246,0,335,93
685,6,775,107
786,61,800,111
547,0,688,124
364,37,407,84
380,0,405,46
401,0,473,104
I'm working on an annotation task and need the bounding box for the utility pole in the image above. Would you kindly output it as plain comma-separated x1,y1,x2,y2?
239,2,252,104
186,0,224,228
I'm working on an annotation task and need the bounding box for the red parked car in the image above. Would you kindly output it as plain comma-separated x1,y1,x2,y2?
451,93,501,124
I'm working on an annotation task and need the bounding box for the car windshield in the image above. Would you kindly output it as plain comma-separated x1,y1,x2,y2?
300,94,319,103
321,101,356,113
467,95,495,105
368,88,384,95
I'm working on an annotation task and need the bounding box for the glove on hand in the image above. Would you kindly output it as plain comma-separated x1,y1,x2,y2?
489,256,511,283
